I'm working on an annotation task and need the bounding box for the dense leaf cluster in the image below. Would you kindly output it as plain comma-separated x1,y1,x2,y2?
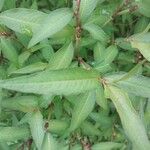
0,0,150,150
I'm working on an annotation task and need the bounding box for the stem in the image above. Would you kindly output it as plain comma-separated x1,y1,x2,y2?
74,0,81,57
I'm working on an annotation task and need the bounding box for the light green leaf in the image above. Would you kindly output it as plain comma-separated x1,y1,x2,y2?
95,84,108,110
40,39,54,62
105,72,150,98
0,0,5,11
0,127,30,142
104,45,118,64
79,0,99,23
41,132,58,150
47,120,69,135
29,110,44,150
18,51,31,67
92,142,123,150
0,68,99,95
0,37,18,65
136,0,150,17
83,23,109,43
69,91,96,131
47,42,74,70
28,8,73,48
129,33,150,61
1,96,39,112
134,16,150,33
0,8,47,34
106,85,150,150
11,62,48,74
94,42,105,62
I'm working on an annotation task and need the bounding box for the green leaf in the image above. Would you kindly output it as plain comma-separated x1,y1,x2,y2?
18,51,31,67
41,132,58,150
106,85,150,150
136,0,150,17
0,8,47,34
11,62,48,74
92,142,123,150
69,91,96,131
81,121,101,136
95,84,108,110
129,33,150,61
94,42,105,62
47,42,74,70
0,0,5,11
113,61,144,82
105,72,150,98
79,0,99,23
29,110,44,150
134,16,150,33
0,68,99,95
83,23,109,43
47,120,69,135
28,8,73,48
104,45,118,64
0,37,18,65
0,127,30,142
40,39,54,62
1,95,39,112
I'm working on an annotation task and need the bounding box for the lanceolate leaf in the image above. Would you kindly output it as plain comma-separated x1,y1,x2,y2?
0,127,30,142
47,42,74,70
11,62,48,74
83,23,109,43
28,8,73,48
1,96,39,112
0,68,99,95
69,91,96,131
92,142,123,150
106,85,150,150
0,8,47,34
0,0,5,11
29,110,44,150
129,33,150,62
0,38,18,65
105,72,150,98
79,0,99,23
41,132,58,150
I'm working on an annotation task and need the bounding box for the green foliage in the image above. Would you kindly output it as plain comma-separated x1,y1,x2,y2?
0,0,150,149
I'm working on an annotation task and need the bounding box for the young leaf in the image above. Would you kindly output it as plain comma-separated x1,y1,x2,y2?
92,142,123,150
0,8,47,34
83,23,109,43
28,8,73,48
0,127,30,142
41,132,58,150
29,110,44,150
79,0,99,23
69,91,96,131
0,68,100,95
47,42,74,70
106,85,150,150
